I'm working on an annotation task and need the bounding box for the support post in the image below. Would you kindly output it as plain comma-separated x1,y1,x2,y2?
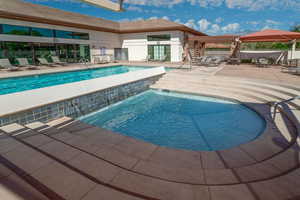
291,40,296,60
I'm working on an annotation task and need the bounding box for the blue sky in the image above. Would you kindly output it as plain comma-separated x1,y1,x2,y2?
25,0,300,35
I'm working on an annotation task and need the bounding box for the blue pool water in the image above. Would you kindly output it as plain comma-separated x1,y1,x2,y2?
80,90,266,151
0,66,152,95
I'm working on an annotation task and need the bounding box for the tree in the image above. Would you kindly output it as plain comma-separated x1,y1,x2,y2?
291,24,300,32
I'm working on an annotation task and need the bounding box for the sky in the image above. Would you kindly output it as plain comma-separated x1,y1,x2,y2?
25,0,300,35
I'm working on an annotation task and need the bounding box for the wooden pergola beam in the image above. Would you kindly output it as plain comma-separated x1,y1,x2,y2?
189,35,238,43
79,0,123,11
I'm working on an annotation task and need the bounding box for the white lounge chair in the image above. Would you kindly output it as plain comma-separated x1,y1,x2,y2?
51,56,68,65
0,59,20,71
17,58,39,70
37,58,58,67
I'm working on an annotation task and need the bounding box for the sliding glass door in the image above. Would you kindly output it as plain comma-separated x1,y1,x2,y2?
0,41,90,64
148,45,171,61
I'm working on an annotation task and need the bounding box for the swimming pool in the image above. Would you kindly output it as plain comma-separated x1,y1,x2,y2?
0,66,152,95
80,90,266,151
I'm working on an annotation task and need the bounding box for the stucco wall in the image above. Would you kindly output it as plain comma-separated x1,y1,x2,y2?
120,31,184,62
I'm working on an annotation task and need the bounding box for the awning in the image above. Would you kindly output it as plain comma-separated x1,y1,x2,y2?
79,0,123,11
240,29,300,42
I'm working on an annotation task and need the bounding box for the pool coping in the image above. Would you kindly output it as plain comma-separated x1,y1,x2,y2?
0,67,166,118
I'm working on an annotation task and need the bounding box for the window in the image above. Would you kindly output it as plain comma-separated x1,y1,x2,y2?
147,34,171,41
1,24,30,36
100,47,106,56
31,27,54,37
72,32,89,40
55,30,73,39
55,30,89,40
0,24,89,40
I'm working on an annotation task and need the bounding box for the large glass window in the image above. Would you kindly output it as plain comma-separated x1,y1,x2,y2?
147,34,171,41
72,32,89,40
31,27,54,37
1,24,30,36
55,30,73,39
55,30,89,40
0,24,89,40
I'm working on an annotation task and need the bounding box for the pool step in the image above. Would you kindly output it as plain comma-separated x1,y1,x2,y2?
0,123,151,200
43,116,298,180
154,75,300,110
1,118,300,200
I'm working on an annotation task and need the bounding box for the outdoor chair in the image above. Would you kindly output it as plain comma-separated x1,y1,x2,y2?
0,58,21,71
160,55,168,62
227,57,240,65
17,58,39,70
51,56,68,65
206,56,223,67
37,58,59,67
257,58,270,68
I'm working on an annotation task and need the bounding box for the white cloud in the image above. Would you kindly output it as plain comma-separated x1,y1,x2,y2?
185,19,198,29
126,5,143,12
198,19,211,31
215,17,223,23
123,0,300,10
221,23,240,33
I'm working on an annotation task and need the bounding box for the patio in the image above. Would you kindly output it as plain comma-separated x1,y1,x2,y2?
0,63,299,200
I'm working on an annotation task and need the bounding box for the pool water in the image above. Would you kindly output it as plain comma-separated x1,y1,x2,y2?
0,65,152,95
80,90,266,151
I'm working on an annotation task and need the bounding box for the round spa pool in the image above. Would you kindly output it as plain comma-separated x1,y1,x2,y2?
80,90,266,151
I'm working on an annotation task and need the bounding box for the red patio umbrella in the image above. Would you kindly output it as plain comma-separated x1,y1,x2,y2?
240,29,300,42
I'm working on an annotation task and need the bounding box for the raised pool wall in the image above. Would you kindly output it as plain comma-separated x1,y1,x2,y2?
0,67,165,126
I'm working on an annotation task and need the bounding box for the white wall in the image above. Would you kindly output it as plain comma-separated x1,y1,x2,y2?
288,50,300,59
120,31,184,62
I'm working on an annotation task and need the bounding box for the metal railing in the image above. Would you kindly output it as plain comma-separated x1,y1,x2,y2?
273,96,300,119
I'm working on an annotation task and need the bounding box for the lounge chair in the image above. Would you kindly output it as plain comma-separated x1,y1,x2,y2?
282,66,300,74
51,56,68,65
0,58,20,71
160,55,168,62
206,56,223,67
37,58,59,67
16,58,39,70
257,58,269,68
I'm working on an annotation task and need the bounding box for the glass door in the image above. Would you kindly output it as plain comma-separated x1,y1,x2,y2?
148,45,171,61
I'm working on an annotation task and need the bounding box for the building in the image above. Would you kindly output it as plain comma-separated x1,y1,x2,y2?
0,0,206,64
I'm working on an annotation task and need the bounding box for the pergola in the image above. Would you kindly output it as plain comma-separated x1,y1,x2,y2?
186,35,239,59
186,30,300,61
79,0,124,11
239,29,300,60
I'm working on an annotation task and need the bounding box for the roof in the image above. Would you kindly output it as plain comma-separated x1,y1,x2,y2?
240,29,300,42
0,0,206,36
119,19,206,35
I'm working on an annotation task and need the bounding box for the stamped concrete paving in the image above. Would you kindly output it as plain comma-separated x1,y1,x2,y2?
0,71,300,199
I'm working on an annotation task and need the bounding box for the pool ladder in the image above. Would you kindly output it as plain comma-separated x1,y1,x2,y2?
273,96,300,119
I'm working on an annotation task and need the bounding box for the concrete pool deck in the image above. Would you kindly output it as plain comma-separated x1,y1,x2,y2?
0,63,300,199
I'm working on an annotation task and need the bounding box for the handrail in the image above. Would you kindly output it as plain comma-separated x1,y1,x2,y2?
273,96,300,119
